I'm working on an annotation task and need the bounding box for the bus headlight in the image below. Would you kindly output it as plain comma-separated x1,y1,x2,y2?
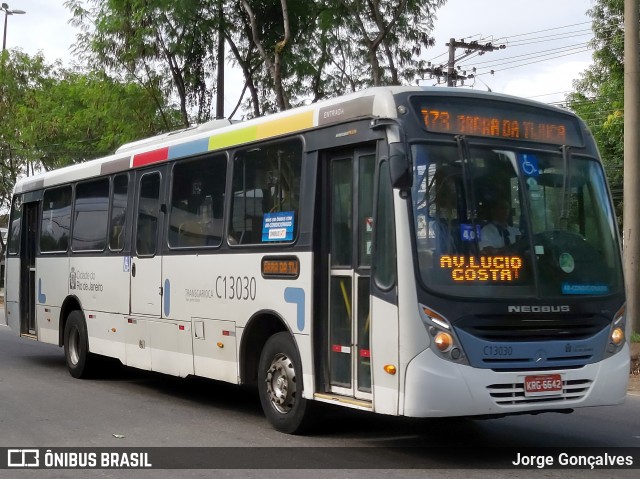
419,305,468,364
604,304,627,359
611,327,624,345
434,332,453,352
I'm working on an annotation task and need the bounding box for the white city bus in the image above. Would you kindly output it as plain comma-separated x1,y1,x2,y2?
3,87,629,433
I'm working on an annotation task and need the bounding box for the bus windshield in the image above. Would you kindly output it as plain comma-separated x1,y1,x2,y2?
411,142,624,298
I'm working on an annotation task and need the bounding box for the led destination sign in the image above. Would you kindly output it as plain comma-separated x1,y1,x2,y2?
440,255,523,282
413,97,583,146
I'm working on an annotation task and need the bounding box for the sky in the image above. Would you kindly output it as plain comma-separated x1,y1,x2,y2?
3,0,596,115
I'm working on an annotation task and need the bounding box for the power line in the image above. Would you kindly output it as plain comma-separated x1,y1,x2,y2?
506,31,593,47
458,42,590,69
424,21,597,90
427,24,592,63
473,48,591,76
492,21,591,41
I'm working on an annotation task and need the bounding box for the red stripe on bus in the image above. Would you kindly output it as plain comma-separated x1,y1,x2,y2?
132,147,169,167
359,349,370,358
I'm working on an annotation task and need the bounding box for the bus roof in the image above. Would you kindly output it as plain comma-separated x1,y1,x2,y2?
13,86,576,194
14,86,415,194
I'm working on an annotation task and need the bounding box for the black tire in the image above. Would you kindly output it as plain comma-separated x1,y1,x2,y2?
63,310,97,379
258,332,313,434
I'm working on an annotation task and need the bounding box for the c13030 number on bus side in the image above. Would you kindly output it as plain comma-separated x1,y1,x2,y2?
215,275,257,301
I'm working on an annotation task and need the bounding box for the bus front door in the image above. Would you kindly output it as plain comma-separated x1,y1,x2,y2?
19,201,39,336
326,148,375,400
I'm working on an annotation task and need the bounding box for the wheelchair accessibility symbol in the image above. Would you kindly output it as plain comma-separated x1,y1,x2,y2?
519,154,539,177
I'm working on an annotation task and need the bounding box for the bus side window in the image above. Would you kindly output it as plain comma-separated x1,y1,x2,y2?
230,139,302,245
168,154,227,248
72,178,109,252
40,185,72,253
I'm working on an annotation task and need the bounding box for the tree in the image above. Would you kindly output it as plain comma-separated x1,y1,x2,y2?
66,1,446,117
567,0,624,222
325,0,445,88
66,0,219,126
16,69,183,170
0,50,181,216
0,51,52,214
231,0,446,114
240,0,292,111
225,0,321,116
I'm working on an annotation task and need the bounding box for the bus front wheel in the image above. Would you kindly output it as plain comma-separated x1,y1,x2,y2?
258,332,311,434
64,311,96,379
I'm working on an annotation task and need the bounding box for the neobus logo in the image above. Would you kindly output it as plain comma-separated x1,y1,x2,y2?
508,305,570,313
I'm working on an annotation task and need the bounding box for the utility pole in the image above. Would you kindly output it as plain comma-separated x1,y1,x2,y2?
447,37,457,87
423,38,505,87
623,0,640,336
215,0,225,119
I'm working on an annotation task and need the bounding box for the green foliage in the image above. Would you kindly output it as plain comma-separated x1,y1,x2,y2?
566,0,624,223
0,51,52,210
67,0,447,118
0,50,181,213
16,69,182,169
65,0,219,125
631,332,640,343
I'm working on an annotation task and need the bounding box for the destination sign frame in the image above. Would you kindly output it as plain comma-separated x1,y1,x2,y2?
411,97,584,147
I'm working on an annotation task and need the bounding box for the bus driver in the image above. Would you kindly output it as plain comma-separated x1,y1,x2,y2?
479,199,520,253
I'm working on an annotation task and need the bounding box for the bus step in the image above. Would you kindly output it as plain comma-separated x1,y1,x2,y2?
314,393,373,410
20,333,38,341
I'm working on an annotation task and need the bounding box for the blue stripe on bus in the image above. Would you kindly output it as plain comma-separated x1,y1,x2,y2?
455,327,609,369
163,279,171,317
38,278,46,304
168,139,210,160
284,287,305,332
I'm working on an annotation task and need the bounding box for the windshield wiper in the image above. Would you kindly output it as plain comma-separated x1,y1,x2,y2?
455,135,479,233
559,145,572,229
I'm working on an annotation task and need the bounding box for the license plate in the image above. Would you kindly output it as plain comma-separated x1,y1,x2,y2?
523,374,563,396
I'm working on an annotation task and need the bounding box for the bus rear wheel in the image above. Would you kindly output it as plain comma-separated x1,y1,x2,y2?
64,310,97,379
258,332,312,434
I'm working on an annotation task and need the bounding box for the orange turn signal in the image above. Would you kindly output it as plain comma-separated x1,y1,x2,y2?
383,364,397,375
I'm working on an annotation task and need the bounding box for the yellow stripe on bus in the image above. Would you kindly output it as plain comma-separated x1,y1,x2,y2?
207,110,314,152
257,111,315,140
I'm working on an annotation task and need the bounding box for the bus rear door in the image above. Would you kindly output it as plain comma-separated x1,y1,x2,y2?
19,200,39,337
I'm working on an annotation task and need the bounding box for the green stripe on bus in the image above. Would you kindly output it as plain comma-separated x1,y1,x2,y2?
208,126,258,151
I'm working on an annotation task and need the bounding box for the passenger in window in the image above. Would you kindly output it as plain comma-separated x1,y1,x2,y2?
479,199,520,253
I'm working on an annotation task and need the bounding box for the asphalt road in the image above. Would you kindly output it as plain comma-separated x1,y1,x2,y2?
1,319,639,479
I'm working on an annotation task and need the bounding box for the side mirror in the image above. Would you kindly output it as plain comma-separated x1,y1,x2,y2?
388,143,411,190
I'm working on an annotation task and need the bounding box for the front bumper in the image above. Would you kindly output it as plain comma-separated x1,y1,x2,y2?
403,343,629,417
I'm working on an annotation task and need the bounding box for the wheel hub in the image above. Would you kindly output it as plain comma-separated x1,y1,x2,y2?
265,353,297,414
